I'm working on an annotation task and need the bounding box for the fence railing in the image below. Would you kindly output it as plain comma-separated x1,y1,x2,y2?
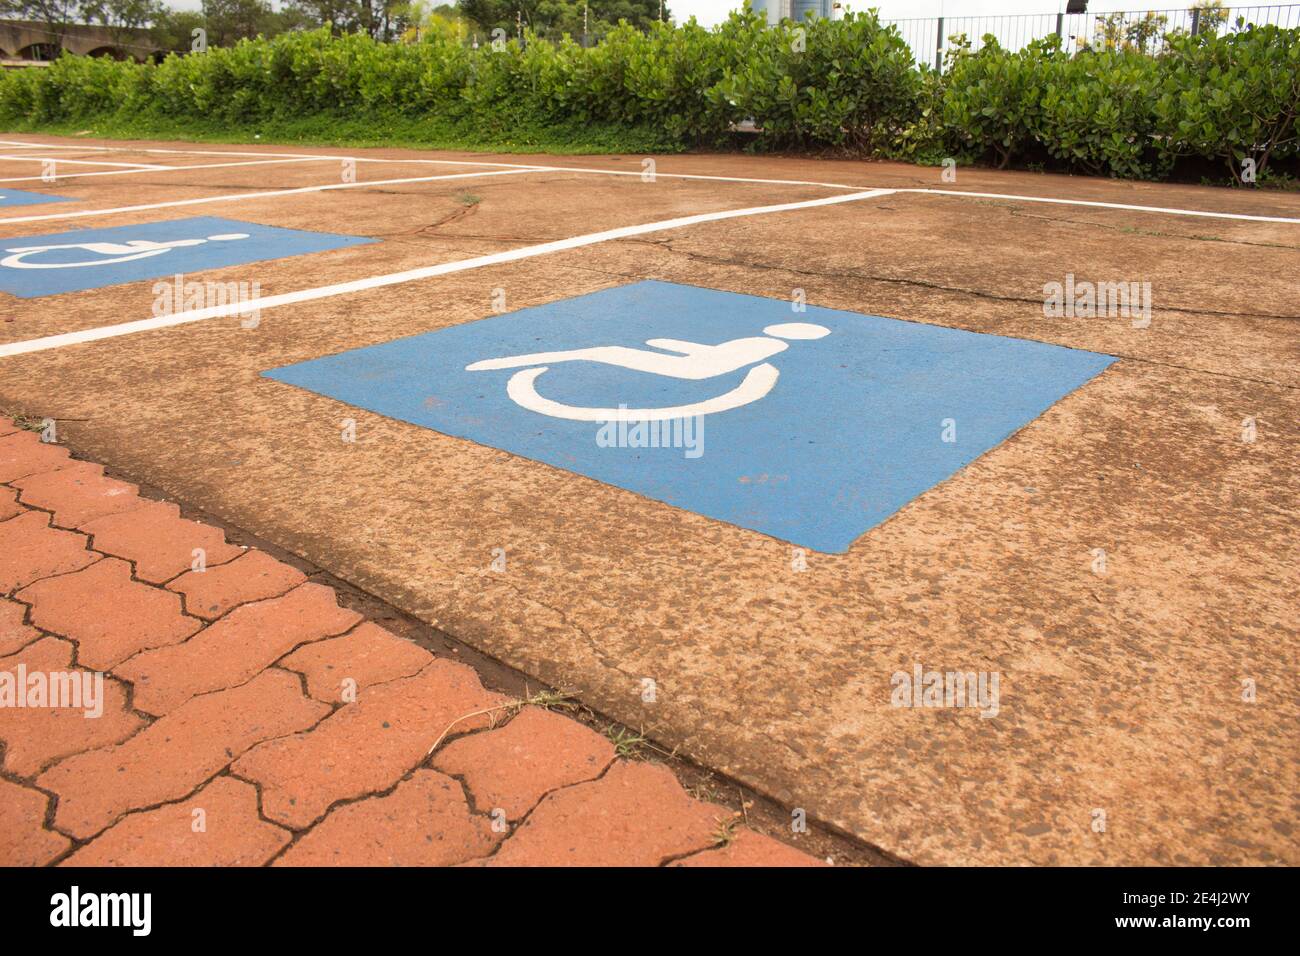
882,4,1300,69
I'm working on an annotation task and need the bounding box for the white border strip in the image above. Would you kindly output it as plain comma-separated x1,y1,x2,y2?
3,139,1296,223
0,188,894,358
902,188,1300,225
0,154,174,170
0,167,542,226
0,155,347,185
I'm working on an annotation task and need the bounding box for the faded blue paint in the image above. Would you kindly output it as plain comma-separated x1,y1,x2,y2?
0,188,70,208
0,216,374,298
265,281,1117,553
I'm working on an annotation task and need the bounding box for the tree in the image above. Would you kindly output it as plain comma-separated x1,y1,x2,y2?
0,0,82,56
457,0,668,40
283,0,412,41
79,0,165,50
199,0,274,46
149,7,206,52
1092,11,1168,54
1191,0,1228,37
397,2,472,43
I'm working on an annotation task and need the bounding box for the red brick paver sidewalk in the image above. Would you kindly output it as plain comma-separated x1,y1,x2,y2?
0,419,820,867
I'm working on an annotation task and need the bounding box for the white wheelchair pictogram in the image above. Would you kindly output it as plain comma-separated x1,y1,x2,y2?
0,232,250,270
465,321,831,421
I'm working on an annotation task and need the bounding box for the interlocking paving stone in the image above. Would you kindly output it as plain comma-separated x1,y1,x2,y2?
481,761,726,867
279,621,433,703
232,659,508,830
0,595,39,656
0,636,145,777
62,777,291,867
0,511,98,594
81,500,243,584
37,669,329,840
17,557,200,671
0,777,70,866
0,430,71,483
0,485,21,521
274,769,500,867
432,706,615,820
13,461,143,528
116,582,362,716
673,827,828,867
167,549,306,620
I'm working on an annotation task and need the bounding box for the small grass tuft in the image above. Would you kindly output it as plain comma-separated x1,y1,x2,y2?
13,415,46,432
520,688,576,712
603,724,649,759
712,815,740,846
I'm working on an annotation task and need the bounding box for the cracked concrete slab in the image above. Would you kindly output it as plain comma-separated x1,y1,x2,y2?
1,136,1296,865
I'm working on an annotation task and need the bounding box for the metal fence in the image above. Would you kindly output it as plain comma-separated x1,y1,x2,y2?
884,4,1300,70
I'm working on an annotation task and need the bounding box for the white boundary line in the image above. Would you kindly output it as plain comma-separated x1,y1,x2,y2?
0,188,894,358
0,154,174,170
0,141,111,151
0,167,543,226
901,188,1300,225
0,155,349,185
0,136,1294,359
2,139,1296,223
0,140,345,159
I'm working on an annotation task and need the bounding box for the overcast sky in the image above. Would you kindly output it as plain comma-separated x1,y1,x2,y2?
680,1,1151,27
162,2,1168,24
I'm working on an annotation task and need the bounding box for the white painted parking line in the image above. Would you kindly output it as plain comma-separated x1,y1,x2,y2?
0,155,174,170
5,140,1294,224
340,160,1300,221
350,156,874,190
0,188,895,358
0,142,105,150
902,188,1300,225
0,140,341,159
0,167,543,226
0,156,344,185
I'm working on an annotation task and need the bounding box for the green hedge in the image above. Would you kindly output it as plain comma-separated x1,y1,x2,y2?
943,26,1300,181
1,12,1296,181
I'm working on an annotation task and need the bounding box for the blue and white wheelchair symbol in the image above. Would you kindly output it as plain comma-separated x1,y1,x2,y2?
265,280,1117,553
465,321,830,421
0,231,249,270
0,188,70,208
0,216,374,297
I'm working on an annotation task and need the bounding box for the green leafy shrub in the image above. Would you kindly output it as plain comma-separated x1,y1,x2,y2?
1156,24,1300,180
0,17,1295,182
942,36,1052,169
1038,48,1165,179
712,11,921,151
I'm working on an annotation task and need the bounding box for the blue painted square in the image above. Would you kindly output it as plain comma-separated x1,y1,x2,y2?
0,215,375,298
265,281,1117,553
0,188,70,208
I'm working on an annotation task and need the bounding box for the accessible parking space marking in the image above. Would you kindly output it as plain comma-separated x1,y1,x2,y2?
0,188,894,356
0,155,349,186
0,167,542,226
0,188,70,208
901,188,1300,225
266,280,1118,552
0,154,174,170
0,215,374,298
